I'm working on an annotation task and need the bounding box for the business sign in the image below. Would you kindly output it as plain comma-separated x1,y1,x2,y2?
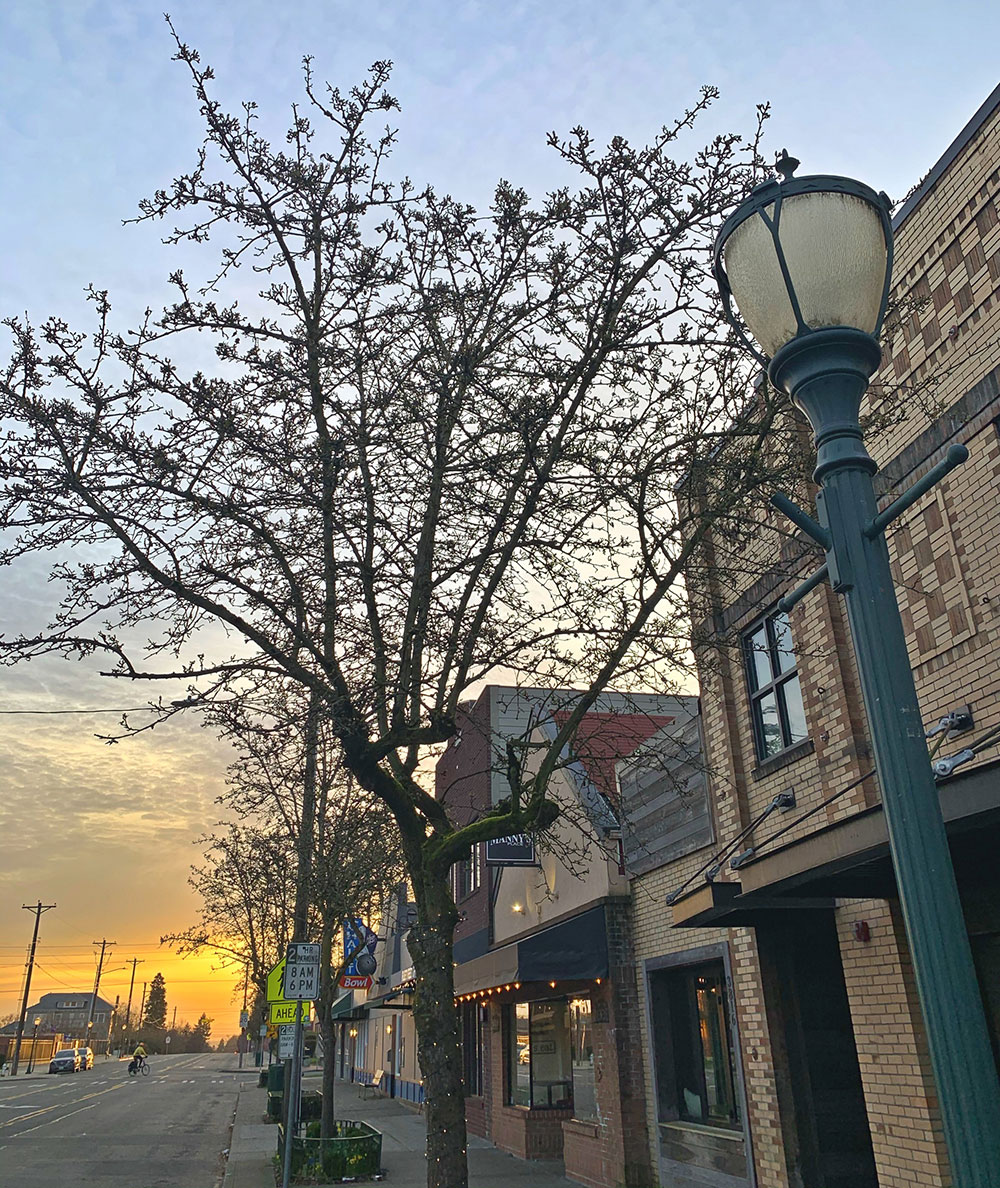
342,919,379,978
283,942,321,1001
485,833,537,866
338,973,373,991
269,999,309,1025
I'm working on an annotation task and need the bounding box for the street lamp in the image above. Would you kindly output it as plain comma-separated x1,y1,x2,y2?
26,1018,41,1074
714,155,1000,1186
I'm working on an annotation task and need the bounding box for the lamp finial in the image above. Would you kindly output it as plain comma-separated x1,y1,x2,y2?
775,149,799,182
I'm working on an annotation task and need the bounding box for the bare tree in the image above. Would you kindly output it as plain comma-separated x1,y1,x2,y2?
0,25,793,1184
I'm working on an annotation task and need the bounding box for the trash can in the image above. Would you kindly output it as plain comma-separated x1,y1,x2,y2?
267,1063,285,1094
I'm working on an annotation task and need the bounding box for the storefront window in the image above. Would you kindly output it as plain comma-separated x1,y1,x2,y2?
649,960,740,1130
506,1000,574,1108
569,996,596,1120
461,1001,486,1096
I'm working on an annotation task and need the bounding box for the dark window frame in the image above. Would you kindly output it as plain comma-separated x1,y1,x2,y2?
649,958,742,1131
743,608,807,761
460,1001,486,1096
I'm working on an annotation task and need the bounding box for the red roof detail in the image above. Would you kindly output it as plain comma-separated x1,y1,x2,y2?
553,711,674,798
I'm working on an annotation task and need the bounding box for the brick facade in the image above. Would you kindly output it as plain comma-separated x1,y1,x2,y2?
658,84,1000,1188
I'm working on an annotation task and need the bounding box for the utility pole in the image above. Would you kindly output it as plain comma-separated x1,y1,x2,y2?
137,982,147,1034
124,958,143,1047
86,939,116,1037
11,901,56,1075
171,1005,177,1030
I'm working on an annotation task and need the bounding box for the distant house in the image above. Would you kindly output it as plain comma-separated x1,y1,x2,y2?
0,993,113,1042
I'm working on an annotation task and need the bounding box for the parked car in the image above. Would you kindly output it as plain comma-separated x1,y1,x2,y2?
49,1048,81,1074
77,1047,94,1070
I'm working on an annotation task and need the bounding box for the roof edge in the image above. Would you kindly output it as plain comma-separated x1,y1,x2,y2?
893,81,1000,232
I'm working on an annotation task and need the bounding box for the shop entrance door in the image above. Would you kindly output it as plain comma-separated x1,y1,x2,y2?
759,911,877,1188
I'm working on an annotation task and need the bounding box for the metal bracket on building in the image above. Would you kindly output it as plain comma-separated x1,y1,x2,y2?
925,707,974,739
933,749,976,779
773,443,969,615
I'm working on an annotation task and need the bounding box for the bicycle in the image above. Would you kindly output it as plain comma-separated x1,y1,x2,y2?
128,1057,150,1077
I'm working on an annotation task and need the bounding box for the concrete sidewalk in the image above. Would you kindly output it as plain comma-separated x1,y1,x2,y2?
223,1075,583,1187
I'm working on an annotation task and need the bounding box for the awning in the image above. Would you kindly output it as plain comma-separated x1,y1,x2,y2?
365,982,415,1011
330,992,368,1021
454,904,609,994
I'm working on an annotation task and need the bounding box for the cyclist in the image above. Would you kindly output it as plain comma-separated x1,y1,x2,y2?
131,1042,148,1074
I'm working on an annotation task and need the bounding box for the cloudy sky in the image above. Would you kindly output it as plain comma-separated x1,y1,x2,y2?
2,0,998,1033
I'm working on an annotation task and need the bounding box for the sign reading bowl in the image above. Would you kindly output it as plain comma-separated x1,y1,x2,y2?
485,833,537,866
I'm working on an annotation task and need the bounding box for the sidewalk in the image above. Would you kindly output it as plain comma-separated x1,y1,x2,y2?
224,1074,583,1187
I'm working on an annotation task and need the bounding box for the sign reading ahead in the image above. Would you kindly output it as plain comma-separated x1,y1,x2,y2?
269,999,308,1026
485,833,537,866
283,942,321,1001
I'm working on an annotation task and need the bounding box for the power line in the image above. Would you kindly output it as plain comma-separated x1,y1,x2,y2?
0,706,164,715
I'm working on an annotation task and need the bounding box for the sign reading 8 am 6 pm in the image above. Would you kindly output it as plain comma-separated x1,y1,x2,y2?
282,942,321,1000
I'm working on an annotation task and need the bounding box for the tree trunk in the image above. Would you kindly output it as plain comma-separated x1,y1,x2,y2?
407,871,468,1188
319,916,336,1139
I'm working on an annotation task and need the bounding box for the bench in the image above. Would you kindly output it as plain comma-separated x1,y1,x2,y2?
361,1069,385,1099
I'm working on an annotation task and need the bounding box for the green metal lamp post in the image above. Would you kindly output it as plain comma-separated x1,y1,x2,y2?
713,155,1000,1184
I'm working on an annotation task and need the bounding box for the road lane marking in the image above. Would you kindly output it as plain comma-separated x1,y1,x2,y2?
13,1102,98,1136
0,1082,126,1130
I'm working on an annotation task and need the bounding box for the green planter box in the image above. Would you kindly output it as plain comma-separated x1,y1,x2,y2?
278,1119,382,1182
267,1064,285,1094
258,1068,268,1088
266,1091,283,1120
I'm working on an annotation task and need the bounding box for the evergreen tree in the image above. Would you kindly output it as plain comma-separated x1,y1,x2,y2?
144,973,167,1029
193,1013,212,1052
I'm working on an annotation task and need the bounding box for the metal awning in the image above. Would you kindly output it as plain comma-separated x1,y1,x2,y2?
330,992,368,1021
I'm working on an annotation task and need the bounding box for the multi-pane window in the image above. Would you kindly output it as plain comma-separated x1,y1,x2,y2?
460,1002,486,1095
744,609,807,760
452,843,482,901
650,961,741,1130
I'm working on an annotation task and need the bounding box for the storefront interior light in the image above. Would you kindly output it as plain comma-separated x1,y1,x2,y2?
512,902,525,913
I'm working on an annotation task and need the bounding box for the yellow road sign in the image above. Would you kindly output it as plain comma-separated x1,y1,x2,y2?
269,999,308,1025
266,959,286,1003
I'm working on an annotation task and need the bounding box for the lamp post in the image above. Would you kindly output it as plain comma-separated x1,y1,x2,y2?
713,154,1000,1185
26,1018,41,1074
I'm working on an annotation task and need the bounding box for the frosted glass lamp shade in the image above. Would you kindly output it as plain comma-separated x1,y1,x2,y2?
715,175,893,360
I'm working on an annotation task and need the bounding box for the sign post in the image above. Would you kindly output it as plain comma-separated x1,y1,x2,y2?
280,944,320,1188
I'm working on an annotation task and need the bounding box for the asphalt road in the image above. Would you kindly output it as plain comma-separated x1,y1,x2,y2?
0,1052,259,1187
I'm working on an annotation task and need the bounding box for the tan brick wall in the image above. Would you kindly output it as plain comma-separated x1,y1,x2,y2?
674,90,1000,1188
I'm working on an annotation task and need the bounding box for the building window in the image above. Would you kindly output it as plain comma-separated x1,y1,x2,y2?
649,961,741,1130
452,844,481,901
569,996,597,1120
744,609,807,760
460,1002,486,1096
505,1000,573,1108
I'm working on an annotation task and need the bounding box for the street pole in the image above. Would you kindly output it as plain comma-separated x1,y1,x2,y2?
11,902,55,1076
26,1019,40,1074
769,327,1000,1185
124,958,143,1050
137,982,147,1036
281,1001,303,1188
239,968,248,1070
85,939,115,1037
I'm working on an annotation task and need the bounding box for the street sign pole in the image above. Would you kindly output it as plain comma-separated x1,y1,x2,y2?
280,1000,300,1188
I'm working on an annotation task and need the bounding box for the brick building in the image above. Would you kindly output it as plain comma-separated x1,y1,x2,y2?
440,684,695,1188
657,83,1000,1188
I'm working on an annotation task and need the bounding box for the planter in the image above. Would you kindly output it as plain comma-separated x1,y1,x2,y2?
277,1119,382,1182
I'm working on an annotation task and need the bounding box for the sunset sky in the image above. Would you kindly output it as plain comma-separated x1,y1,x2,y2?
2,0,999,1037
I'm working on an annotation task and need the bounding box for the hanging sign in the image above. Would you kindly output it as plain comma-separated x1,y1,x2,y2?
485,833,537,866
342,919,379,978
338,973,373,991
